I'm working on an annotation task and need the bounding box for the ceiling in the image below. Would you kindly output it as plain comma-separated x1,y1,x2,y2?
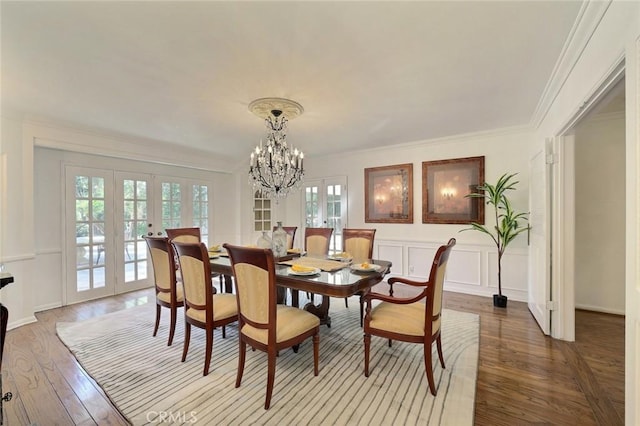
1,1,583,167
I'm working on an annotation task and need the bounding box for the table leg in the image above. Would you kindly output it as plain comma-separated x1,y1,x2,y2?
223,275,233,293
303,295,331,327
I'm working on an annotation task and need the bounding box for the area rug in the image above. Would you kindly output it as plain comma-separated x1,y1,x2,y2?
57,298,479,425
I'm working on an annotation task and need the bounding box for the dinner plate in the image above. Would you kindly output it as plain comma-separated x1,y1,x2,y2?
287,267,320,276
328,254,353,262
208,253,220,259
350,263,381,272
208,246,222,253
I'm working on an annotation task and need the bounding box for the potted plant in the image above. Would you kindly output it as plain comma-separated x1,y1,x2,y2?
461,173,529,308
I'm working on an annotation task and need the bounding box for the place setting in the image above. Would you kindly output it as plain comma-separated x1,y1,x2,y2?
349,261,382,273
208,244,222,258
287,264,321,276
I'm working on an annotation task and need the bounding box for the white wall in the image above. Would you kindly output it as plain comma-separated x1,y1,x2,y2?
574,113,625,314
237,127,533,301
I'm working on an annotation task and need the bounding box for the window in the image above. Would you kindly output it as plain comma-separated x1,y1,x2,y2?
253,190,272,231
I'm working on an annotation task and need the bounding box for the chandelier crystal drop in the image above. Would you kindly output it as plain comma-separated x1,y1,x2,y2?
248,98,305,200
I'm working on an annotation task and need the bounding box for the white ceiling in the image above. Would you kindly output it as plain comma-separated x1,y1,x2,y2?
1,1,583,166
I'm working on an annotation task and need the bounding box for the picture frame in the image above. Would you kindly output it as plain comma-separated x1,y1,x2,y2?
422,156,485,224
365,163,413,224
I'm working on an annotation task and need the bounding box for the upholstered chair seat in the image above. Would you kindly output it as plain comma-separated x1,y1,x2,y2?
157,284,184,305
185,293,237,323
241,305,320,345
369,301,439,337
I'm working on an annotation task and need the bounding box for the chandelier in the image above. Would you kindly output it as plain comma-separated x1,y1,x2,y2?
248,97,305,200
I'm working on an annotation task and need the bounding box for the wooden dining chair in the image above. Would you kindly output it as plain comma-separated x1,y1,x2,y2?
342,228,376,322
172,241,238,376
166,227,201,243
224,243,320,409
304,227,334,302
143,236,184,346
273,225,297,250
363,238,456,396
166,227,224,292
304,227,333,257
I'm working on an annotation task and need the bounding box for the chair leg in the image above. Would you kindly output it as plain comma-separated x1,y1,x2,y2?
222,325,226,339
364,333,371,377
359,296,364,327
313,333,319,376
153,304,161,337
236,339,246,388
203,326,213,376
182,323,191,362
344,297,349,308
265,348,277,409
168,306,177,346
424,342,437,396
436,334,446,368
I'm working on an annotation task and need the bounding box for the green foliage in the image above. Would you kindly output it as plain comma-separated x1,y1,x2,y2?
461,173,529,296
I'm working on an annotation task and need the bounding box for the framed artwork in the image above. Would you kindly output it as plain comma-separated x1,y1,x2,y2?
422,156,485,224
365,163,413,224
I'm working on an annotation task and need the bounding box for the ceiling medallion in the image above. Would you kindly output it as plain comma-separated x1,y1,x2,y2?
248,97,304,120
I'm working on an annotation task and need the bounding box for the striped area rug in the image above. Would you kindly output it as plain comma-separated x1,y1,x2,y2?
57,297,478,425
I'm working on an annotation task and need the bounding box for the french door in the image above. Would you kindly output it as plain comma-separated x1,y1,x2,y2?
115,172,154,293
303,177,348,253
156,178,211,246
65,167,212,304
65,167,115,303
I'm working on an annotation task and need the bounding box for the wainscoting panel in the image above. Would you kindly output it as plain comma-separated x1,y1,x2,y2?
376,242,404,275
377,239,528,302
488,251,528,293
407,245,437,277
448,248,482,287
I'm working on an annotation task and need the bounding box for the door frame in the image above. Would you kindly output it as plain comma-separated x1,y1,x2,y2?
550,59,625,340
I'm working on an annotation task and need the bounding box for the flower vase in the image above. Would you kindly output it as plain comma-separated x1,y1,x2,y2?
272,222,288,258
257,231,272,249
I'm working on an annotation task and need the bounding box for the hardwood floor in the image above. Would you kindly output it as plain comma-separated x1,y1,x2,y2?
1,287,624,425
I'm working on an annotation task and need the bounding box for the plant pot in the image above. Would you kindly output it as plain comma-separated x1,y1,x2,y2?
493,294,508,308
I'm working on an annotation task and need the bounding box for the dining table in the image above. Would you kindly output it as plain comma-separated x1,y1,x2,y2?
209,254,392,327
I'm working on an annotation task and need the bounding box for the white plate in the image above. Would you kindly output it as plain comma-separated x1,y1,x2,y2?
287,267,320,276
350,263,381,272
328,255,353,262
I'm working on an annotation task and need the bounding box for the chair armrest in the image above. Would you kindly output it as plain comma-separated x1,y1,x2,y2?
388,276,428,288
364,290,425,305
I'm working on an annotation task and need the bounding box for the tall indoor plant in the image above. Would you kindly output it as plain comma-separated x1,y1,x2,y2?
462,173,529,307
